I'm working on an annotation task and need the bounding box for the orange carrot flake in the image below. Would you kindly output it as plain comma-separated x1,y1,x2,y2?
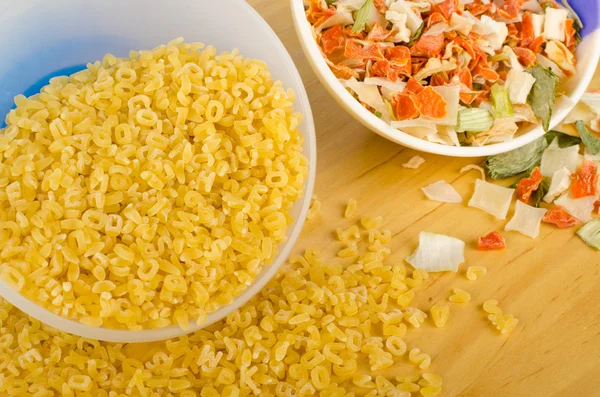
370,60,399,82
405,78,425,95
307,1,336,26
385,46,412,76
542,206,580,228
473,66,499,82
478,232,506,251
326,60,359,79
427,12,447,28
565,18,577,51
516,167,543,203
393,93,420,120
498,0,525,20
321,25,346,54
344,39,385,61
411,33,445,57
367,21,392,41
414,86,448,119
470,3,494,15
513,47,537,67
529,36,545,53
521,13,535,46
430,74,449,86
507,23,519,40
343,26,366,39
432,0,458,20
572,160,599,198
374,0,387,13
456,69,473,90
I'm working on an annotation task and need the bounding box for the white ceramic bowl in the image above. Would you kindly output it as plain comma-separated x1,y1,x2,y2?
291,0,600,157
0,0,316,342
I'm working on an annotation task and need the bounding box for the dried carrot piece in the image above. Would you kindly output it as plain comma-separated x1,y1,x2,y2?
411,34,445,57
498,0,525,20
374,0,387,13
326,60,359,79
473,66,499,82
460,92,479,105
572,160,599,198
370,60,399,82
468,3,494,16
432,0,458,20
453,36,476,62
528,36,545,53
344,39,385,61
414,86,448,119
542,206,580,228
405,78,425,95
385,46,411,76
540,0,558,9
520,13,535,47
367,22,392,41
321,25,346,54
411,58,428,75
565,19,577,51
430,74,449,86
516,167,543,203
507,23,519,40
343,26,366,39
426,12,447,28
478,232,506,251
393,93,420,120
455,69,473,90
307,1,335,26
513,47,536,67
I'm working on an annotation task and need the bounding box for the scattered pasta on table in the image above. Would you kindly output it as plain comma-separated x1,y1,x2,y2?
483,299,519,334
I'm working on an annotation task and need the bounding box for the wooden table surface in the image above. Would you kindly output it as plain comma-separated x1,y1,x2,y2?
249,1,600,396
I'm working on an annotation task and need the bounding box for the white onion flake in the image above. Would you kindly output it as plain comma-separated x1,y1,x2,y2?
555,191,598,223
505,200,548,239
540,139,580,177
402,156,425,169
460,164,486,180
543,167,572,203
468,179,515,220
405,232,465,272
421,181,463,203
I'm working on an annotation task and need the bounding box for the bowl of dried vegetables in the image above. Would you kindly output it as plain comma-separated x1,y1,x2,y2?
292,0,600,156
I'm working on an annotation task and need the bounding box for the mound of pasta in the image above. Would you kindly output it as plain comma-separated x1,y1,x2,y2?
0,38,308,330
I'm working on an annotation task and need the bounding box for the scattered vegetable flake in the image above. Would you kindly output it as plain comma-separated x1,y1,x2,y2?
516,167,543,203
542,206,581,228
555,191,598,223
468,179,515,220
460,164,486,181
543,167,573,203
421,181,462,203
571,159,599,198
485,137,548,179
540,139,580,177
505,200,548,239
406,232,465,273
402,155,426,169
477,232,506,251
577,218,600,250
576,120,600,155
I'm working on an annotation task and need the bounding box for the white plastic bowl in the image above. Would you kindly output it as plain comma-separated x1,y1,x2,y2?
291,0,600,157
0,0,316,342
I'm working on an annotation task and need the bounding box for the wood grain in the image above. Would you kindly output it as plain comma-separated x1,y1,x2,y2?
132,1,600,395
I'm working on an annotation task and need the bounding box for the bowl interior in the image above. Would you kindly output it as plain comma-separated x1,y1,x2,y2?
0,0,316,342
291,0,600,157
